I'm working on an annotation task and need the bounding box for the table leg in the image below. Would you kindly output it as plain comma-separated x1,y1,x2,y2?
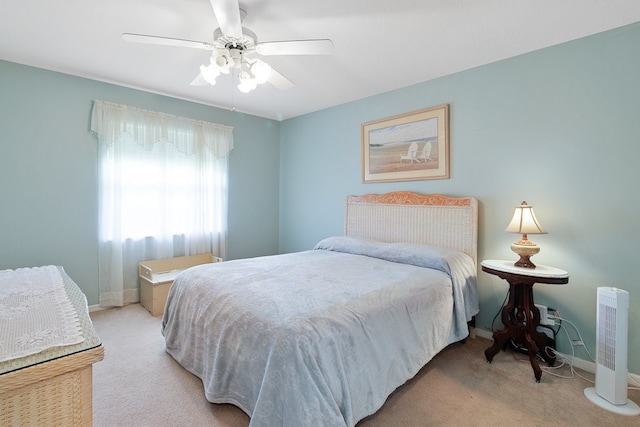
517,286,543,381
530,327,556,366
485,281,552,382
485,283,518,363
523,333,543,382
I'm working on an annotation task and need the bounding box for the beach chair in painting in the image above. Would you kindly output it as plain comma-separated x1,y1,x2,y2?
400,141,419,163
416,141,433,162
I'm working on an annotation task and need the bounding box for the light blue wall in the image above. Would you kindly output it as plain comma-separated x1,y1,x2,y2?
279,23,640,374
2,22,639,375
0,60,281,305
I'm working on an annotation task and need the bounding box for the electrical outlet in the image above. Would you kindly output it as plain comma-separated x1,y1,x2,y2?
535,304,551,325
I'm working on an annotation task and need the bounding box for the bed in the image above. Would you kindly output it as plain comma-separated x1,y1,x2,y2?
162,191,478,426
0,266,104,426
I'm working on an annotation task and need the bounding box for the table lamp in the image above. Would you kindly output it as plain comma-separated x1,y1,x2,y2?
505,201,547,268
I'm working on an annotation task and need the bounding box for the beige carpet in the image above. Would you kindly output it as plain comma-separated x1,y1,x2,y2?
90,304,640,426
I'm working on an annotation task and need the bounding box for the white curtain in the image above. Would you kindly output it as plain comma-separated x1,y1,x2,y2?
90,100,234,307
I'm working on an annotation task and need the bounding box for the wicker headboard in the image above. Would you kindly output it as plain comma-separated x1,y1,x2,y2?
345,192,478,265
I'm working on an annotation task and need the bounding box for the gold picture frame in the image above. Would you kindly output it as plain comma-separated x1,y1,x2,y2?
361,104,449,183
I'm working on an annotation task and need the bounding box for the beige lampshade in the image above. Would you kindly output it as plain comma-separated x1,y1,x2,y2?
505,201,547,235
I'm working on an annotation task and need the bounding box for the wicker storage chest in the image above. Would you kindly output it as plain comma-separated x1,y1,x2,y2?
139,253,222,316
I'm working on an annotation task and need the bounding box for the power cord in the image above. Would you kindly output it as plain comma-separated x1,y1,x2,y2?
540,318,586,380
500,310,640,390
541,316,640,391
489,297,639,391
490,290,510,333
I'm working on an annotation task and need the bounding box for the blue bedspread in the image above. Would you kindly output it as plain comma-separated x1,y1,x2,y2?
162,237,478,426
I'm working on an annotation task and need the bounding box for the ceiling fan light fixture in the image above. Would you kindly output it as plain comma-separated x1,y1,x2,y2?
229,48,243,68
250,59,271,84
214,50,233,74
199,63,220,85
237,71,257,93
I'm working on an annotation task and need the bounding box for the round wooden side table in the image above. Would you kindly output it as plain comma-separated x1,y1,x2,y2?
481,259,569,382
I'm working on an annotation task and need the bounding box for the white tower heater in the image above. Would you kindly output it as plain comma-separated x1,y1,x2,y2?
584,287,640,416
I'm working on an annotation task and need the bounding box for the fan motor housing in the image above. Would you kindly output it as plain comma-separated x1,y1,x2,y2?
213,27,257,51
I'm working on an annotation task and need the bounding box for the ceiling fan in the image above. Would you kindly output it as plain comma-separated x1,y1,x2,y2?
122,0,334,93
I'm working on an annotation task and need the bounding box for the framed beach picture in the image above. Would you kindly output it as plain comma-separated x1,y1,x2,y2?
361,104,449,183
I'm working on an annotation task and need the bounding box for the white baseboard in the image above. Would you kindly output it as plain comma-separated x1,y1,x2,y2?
473,328,640,388
89,304,108,313
631,373,640,388
474,327,493,341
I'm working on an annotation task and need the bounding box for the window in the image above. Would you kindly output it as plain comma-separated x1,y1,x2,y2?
91,101,233,307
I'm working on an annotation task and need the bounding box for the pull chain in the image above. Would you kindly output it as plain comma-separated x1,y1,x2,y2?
230,69,236,112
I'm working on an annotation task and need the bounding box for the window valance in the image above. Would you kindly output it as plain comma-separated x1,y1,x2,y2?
90,100,234,158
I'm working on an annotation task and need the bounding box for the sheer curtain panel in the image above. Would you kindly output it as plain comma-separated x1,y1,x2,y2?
90,100,234,307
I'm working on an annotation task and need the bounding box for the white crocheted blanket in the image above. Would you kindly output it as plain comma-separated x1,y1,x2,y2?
0,265,84,363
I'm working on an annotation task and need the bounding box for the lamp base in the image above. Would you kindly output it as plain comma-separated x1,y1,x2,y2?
514,255,537,269
510,241,540,269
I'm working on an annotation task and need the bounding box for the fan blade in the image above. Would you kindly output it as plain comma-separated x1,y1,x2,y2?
209,0,243,39
256,39,334,56
190,74,210,86
122,33,214,50
267,67,294,90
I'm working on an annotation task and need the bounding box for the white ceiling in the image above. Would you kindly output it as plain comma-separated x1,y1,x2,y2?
2,0,639,121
